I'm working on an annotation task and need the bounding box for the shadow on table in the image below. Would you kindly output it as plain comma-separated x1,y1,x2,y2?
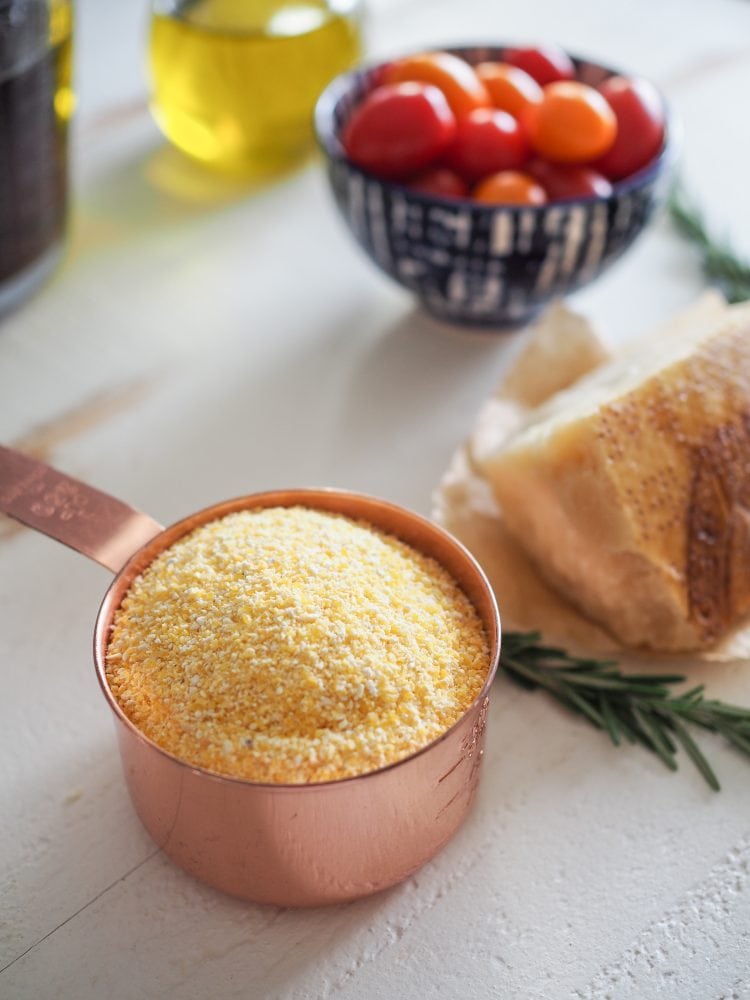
326,304,514,509
71,127,317,259
144,143,317,206
119,296,513,522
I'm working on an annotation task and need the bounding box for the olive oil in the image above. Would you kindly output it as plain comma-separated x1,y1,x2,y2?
149,0,362,174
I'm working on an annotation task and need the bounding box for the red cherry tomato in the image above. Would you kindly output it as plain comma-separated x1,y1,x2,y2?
503,44,575,86
383,51,491,118
473,170,547,205
343,82,457,179
447,108,529,182
523,81,617,163
409,166,468,198
593,75,666,180
526,157,613,200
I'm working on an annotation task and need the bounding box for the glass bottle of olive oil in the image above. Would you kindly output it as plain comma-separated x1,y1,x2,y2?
149,0,362,174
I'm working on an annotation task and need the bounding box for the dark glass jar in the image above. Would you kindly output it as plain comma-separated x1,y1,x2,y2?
0,0,73,317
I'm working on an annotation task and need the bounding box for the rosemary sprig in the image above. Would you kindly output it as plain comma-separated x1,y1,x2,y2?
669,186,750,303
500,631,750,791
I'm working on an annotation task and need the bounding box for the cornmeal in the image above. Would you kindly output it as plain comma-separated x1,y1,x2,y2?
106,506,488,783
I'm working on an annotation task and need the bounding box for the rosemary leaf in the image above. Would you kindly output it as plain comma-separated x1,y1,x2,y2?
499,631,750,790
694,700,750,720
669,186,750,303
709,723,750,759
598,692,621,746
630,702,678,769
611,673,686,685
553,672,670,696
555,684,609,730
610,709,639,746
664,716,721,792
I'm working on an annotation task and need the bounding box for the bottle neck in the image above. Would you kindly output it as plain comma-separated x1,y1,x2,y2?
0,1,51,78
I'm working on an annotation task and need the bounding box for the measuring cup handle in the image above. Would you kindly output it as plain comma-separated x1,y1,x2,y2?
0,445,163,573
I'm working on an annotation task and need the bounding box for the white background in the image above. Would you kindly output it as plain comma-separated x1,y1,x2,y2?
2,1,750,997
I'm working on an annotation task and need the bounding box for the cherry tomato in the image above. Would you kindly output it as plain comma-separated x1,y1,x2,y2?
593,75,666,180
523,81,617,163
475,62,543,118
343,82,457,179
526,157,613,200
446,108,529,182
409,166,468,198
503,44,575,86
473,170,547,205
382,51,491,118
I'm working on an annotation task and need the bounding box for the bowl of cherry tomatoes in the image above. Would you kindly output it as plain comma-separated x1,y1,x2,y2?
315,44,676,328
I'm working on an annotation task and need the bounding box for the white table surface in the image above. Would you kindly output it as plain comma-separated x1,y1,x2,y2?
2,1,750,997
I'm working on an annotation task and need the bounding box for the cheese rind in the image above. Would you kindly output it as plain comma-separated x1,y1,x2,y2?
479,306,750,650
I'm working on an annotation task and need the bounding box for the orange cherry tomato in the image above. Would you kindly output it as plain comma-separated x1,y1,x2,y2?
475,62,543,118
523,81,617,163
383,51,491,118
473,170,547,205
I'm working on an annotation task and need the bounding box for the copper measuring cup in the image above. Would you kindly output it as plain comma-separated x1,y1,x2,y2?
0,445,501,907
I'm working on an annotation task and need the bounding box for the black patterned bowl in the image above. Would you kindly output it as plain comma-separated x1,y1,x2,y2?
314,46,677,329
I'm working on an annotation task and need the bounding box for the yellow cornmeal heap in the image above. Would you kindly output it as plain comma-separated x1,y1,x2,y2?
106,506,489,783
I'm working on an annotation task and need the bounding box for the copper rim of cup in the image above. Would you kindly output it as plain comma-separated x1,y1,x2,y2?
93,487,501,791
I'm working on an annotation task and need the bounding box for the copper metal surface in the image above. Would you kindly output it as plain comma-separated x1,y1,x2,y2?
0,445,162,572
1,448,501,907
